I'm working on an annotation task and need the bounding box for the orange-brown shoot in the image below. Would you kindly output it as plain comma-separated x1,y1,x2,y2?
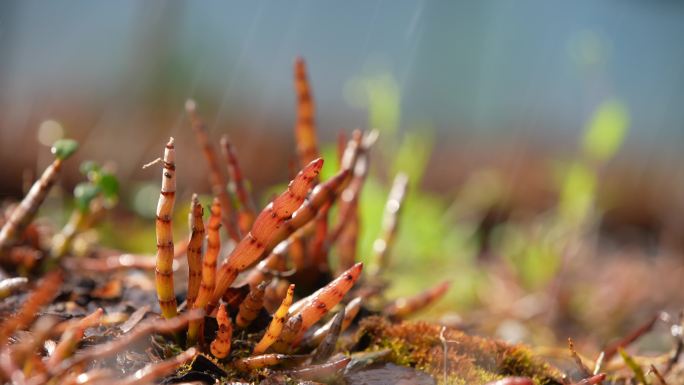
186,194,205,309
568,337,592,378
309,203,331,270
569,374,607,385
0,271,62,346
210,304,232,359
51,310,204,378
336,207,359,273
278,167,352,240
311,309,345,364
331,133,374,271
119,348,197,385
220,135,256,233
271,313,303,353
285,356,351,382
185,100,241,242
11,316,59,378
246,242,289,290
232,353,299,372
293,57,319,166
371,173,409,276
0,152,70,250
47,308,103,368
208,158,323,311
264,278,292,314
304,130,368,269
253,284,295,354
207,148,357,313
328,129,376,238
384,280,451,319
308,296,362,347
236,281,267,329
200,198,221,302
339,296,362,332
154,137,178,320
187,198,221,345
289,232,307,272
291,262,363,342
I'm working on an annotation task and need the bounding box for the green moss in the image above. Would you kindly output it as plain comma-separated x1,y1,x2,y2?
355,316,563,385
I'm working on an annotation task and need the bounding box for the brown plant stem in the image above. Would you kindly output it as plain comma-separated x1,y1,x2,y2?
383,280,451,320
153,137,178,319
0,157,66,252
206,158,324,312
293,57,319,166
220,135,256,233
187,198,221,346
210,304,233,359
186,194,205,309
185,100,241,242
253,284,295,354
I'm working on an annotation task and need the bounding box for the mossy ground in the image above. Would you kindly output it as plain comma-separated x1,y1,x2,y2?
353,316,563,385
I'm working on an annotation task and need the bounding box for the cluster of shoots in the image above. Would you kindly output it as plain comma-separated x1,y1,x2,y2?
151,58,453,381
0,57,678,385
0,58,451,385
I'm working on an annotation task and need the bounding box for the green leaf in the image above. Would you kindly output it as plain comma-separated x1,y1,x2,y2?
583,99,629,161
393,131,433,187
51,139,79,160
97,173,120,199
366,73,401,134
558,163,596,226
74,182,100,212
79,161,100,176
618,347,649,385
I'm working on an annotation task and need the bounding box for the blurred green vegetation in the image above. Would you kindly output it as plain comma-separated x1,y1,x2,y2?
339,70,631,316
495,99,629,291
342,70,484,313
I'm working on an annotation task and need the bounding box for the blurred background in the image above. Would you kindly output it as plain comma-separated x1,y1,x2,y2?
1,0,683,349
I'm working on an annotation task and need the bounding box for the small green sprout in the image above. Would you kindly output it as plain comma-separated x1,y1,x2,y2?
51,139,79,160
48,161,119,264
73,161,119,212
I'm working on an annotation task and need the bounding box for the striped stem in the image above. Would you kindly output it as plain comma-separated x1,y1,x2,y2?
245,241,289,290
47,308,103,368
383,280,451,319
233,353,302,372
186,194,205,309
210,304,232,359
154,137,178,319
0,159,63,251
185,100,241,242
269,313,302,354
306,296,362,348
0,139,77,253
187,198,220,345
290,262,363,342
371,173,409,276
310,309,344,364
207,158,323,312
253,284,295,354
0,271,62,346
293,57,319,166
236,281,267,329
220,135,256,233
